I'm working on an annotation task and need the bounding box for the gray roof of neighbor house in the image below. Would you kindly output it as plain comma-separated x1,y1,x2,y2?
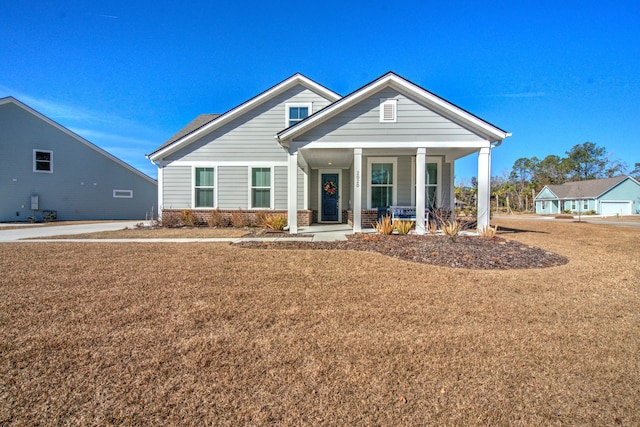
544,176,628,199
158,113,220,151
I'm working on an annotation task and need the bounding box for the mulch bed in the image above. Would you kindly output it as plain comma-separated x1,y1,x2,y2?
234,234,568,270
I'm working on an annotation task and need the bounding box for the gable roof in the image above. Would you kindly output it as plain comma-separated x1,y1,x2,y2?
0,96,156,185
277,72,511,145
537,176,632,199
160,114,220,149
147,73,341,161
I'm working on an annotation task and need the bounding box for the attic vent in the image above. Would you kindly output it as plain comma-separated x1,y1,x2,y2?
380,99,397,123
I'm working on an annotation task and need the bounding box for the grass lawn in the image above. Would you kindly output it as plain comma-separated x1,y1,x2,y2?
1,219,638,425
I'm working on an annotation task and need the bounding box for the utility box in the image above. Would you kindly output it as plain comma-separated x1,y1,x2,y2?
31,194,39,210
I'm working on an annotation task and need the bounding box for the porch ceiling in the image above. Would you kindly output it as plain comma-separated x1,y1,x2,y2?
299,147,480,169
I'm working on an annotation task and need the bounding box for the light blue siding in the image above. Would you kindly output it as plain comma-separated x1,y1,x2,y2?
599,178,640,214
536,187,556,199
0,100,156,221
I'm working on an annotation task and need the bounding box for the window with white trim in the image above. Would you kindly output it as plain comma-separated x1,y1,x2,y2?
583,200,588,210
113,189,133,198
251,167,272,208
194,167,215,208
368,158,397,209
33,149,53,173
411,157,442,208
425,162,439,208
379,99,397,123
285,103,311,127
571,201,576,210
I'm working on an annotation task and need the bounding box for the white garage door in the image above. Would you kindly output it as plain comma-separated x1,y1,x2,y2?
600,201,631,215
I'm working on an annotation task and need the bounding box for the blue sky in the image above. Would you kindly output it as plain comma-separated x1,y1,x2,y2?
2,1,639,182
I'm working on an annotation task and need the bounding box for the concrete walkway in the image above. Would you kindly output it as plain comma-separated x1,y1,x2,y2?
0,221,364,243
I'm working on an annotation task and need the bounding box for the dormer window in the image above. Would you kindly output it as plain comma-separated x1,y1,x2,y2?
285,103,311,127
379,99,397,123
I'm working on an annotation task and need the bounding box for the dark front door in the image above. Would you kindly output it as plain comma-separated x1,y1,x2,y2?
321,173,339,222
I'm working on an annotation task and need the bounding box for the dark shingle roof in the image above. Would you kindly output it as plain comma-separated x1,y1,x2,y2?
546,176,628,199
156,114,220,152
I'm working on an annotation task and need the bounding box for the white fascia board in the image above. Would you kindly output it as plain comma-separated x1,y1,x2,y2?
278,73,510,143
150,74,340,161
3,97,157,185
534,186,558,200
290,140,492,151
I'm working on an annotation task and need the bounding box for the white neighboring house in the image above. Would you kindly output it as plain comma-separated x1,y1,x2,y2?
148,72,511,233
0,97,157,222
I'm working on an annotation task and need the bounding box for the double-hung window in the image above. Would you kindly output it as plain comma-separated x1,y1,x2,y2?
285,103,311,127
425,162,439,208
583,200,588,210
194,167,215,208
251,167,272,208
33,149,53,173
369,158,396,209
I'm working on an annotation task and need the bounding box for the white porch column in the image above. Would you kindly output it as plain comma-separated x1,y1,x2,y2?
415,148,426,235
288,150,298,234
477,147,491,230
157,165,163,220
353,148,362,232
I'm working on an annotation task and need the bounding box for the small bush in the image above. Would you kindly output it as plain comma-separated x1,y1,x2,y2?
442,219,462,242
181,210,197,226
263,214,288,230
394,220,414,235
374,215,394,235
427,220,438,235
207,209,227,227
161,211,182,228
586,209,597,215
230,209,252,227
478,225,498,239
555,214,574,219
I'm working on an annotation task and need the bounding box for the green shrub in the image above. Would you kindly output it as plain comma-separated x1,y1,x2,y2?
585,209,597,215
394,220,413,235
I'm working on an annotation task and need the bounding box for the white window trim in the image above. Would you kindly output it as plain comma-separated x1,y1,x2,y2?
317,168,343,223
411,156,443,207
285,102,312,128
379,99,397,123
113,189,133,199
33,149,53,173
192,166,217,209
248,166,274,209
367,157,398,209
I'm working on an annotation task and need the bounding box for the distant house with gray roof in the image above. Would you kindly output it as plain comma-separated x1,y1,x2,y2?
534,176,640,215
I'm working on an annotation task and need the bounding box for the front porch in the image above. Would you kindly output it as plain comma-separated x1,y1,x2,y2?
286,146,493,235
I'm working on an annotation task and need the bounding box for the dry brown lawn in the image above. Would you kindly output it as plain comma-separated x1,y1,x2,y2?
1,219,639,425
38,227,250,239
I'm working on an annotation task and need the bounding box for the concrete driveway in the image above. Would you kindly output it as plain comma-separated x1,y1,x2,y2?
0,221,142,242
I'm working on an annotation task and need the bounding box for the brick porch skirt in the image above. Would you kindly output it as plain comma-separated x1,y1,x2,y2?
347,210,379,228
161,209,313,227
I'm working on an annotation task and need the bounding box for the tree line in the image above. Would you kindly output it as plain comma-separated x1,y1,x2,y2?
456,142,640,213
